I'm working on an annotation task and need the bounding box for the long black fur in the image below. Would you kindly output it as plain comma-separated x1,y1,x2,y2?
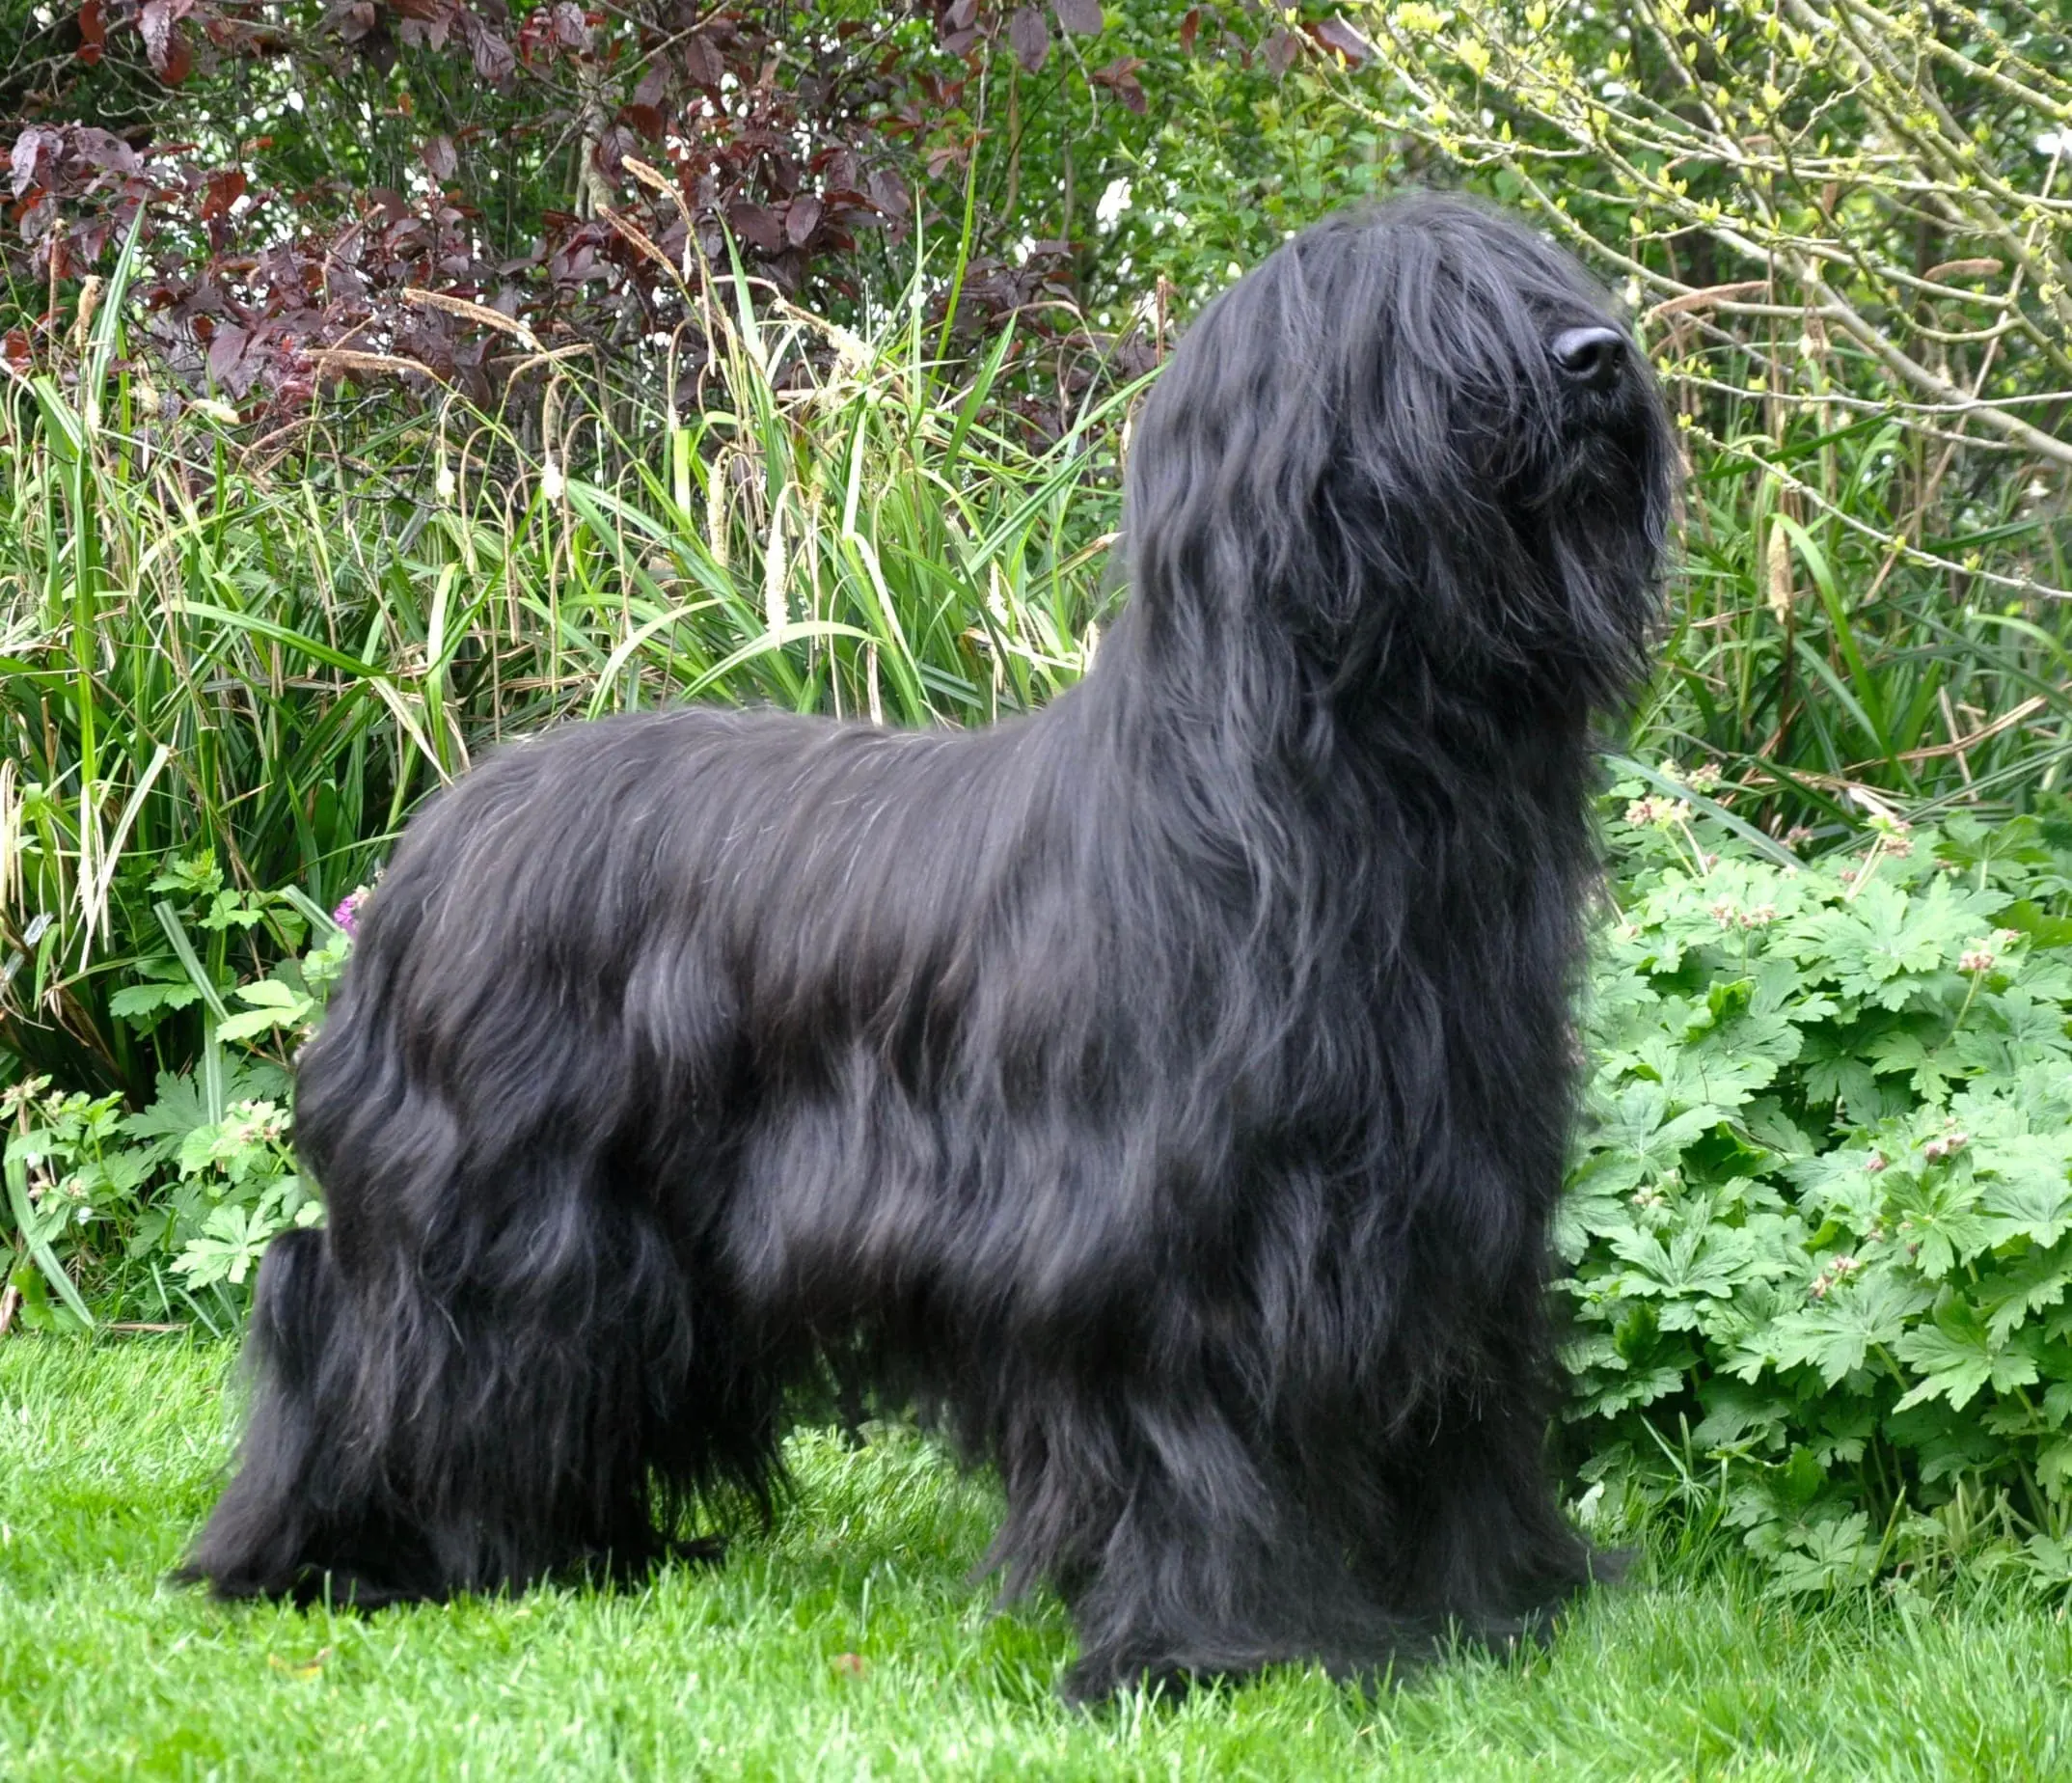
182,194,1674,1699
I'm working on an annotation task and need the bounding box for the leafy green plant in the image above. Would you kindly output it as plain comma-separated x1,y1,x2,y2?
2,871,353,1327
1564,782,2072,1589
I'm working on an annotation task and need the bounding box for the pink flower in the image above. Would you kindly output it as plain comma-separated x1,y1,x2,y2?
332,886,369,937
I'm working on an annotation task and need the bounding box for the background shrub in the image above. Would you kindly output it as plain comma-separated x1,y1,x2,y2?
0,261,1130,1106
1566,783,2072,1588
1337,0,2072,822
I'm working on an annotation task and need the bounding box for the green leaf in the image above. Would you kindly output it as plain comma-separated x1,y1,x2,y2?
212,977,316,1041
147,851,221,897
1793,1029,1884,1123
1575,1361,1691,1417
2024,1533,2072,1579
214,1009,294,1043
106,980,204,1022
1591,1079,1724,1165
234,979,309,1010
1782,878,1999,1011
1892,1168,1994,1278
1998,900,2072,948
1977,1137,2072,1248
122,1071,214,1148
1895,1296,2038,1412
1692,1378,1794,1451
1766,1273,1931,1386
1555,1151,1644,1263
2036,1444,2072,1503
1771,1511,1878,1595
1610,1222,1759,1326
1630,1028,1779,1112
1866,1029,1962,1104
1979,1246,2072,1341
175,1124,222,1177
1954,989,2072,1078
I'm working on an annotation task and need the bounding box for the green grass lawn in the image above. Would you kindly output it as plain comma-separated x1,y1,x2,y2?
4,1341,2071,1780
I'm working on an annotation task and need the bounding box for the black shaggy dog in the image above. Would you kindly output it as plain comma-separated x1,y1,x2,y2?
183,193,1674,1699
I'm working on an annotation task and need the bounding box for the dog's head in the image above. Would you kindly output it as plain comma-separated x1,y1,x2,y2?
1125,194,1675,712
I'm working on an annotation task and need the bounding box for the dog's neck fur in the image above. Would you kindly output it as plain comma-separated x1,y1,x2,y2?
1085,574,1609,863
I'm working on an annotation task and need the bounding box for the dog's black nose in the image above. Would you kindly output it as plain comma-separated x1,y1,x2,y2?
1549,326,1627,392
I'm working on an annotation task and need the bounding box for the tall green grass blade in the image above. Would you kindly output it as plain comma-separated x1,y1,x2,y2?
6,1149,95,1330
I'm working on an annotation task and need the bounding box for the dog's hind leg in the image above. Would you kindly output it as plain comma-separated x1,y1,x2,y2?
175,1224,406,1603
182,1118,752,1605
392,1154,708,1597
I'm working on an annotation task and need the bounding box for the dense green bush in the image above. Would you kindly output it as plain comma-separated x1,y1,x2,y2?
1106,1,2072,820
1565,782,2072,1587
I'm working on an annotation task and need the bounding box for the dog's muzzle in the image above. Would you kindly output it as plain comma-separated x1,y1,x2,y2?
1549,326,1627,393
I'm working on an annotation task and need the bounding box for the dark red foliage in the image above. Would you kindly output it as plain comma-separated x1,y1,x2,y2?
4,2,1363,428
